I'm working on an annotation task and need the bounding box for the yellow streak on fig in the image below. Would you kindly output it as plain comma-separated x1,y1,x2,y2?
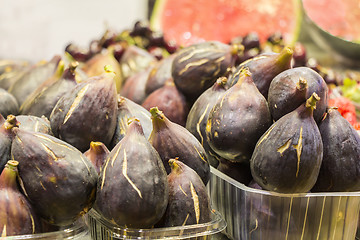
122,150,142,199
179,185,188,196
194,146,207,163
239,55,268,67
1,225,6,237
40,181,47,191
190,181,200,224
179,59,210,76
293,127,303,178
197,104,210,146
34,134,74,151
182,214,190,226
30,213,35,234
205,119,212,135
41,143,58,161
111,144,122,167
277,139,292,156
256,124,276,147
49,176,57,184
63,84,89,124
178,48,223,63
100,158,110,190
34,120,40,132
15,136,23,144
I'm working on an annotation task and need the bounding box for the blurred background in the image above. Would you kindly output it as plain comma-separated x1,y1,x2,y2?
0,0,153,61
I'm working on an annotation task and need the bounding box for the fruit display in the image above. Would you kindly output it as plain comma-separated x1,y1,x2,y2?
1,3,360,238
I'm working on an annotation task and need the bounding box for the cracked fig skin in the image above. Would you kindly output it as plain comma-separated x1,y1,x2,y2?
250,93,323,193
95,119,169,228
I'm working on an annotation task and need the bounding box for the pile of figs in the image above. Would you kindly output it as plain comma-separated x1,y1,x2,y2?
1,20,360,237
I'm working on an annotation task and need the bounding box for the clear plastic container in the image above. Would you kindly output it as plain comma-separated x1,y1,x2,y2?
0,217,90,240
88,208,227,239
208,167,360,240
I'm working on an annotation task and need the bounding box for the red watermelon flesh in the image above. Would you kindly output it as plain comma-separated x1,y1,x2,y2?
154,0,299,46
303,0,360,41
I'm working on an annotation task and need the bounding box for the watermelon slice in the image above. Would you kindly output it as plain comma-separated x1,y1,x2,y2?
150,0,302,46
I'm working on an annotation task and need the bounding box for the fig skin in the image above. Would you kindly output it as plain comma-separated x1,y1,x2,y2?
250,93,323,193
110,96,152,149
16,115,53,135
142,79,189,127
157,158,212,227
0,160,41,236
149,107,210,185
11,128,98,226
96,119,169,228
50,66,118,152
217,159,252,185
186,77,228,167
312,108,360,192
84,141,109,174
206,70,272,163
0,115,19,173
268,67,328,123
0,88,19,117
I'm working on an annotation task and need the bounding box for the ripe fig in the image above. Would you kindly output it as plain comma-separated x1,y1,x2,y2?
110,96,152,149
50,66,118,152
0,160,40,236
172,41,239,101
120,67,152,104
20,62,78,119
268,67,328,123
8,55,62,106
312,108,360,192
186,77,228,167
16,115,52,135
0,67,29,91
96,118,169,228
11,128,98,226
0,115,19,173
250,93,323,193
157,158,211,227
84,141,109,174
149,107,210,184
228,47,293,99
206,69,272,163
0,88,19,117
142,79,189,126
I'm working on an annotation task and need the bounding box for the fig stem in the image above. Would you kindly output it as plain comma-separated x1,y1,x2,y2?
296,77,308,91
276,46,293,68
306,92,320,110
0,160,19,190
169,158,183,174
4,115,19,130
216,77,228,87
150,107,164,120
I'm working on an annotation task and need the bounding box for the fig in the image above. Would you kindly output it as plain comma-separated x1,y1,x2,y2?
110,96,152,149
217,159,252,185
267,67,328,123
20,62,78,119
119,67,152,104
145,54,175,95
312,108,360,192
0,88,19,117
186,77,228,167
16,115,53,135
0,115,19,173
157,158,211,227
82,47,122,92
84,141,109,174
172,41,239,101
8,55,62,106
228,47,293,99
206,69,272,163
0,160,40,236
149,107,210,184
250,93,323,193
0,67,28,91
50,66,118,152
142,79,189,126
96,118,169,228
11,128,98,226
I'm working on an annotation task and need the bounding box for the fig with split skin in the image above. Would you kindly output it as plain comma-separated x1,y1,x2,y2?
11,128,98,226
0,160,41,236
206,69,272,163
227,46,293,99
0,115,19,173
50,65,118,152
156,158,212,228
95,118,169,228
84,141,110,175
250,93,323,193
16,115,53,135
149,107,210,185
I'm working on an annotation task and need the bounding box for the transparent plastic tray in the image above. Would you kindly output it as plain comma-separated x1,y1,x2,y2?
0,216,90,240
88,208,226,240
208,167,360,240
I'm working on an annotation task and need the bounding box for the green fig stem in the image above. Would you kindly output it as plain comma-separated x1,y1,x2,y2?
69,61,79,73
150,107,164,121
305,92,320,111
54,60,65,78
216,76,228,87
168,158,183,174
0,160,19,190
230,43,245,57
104,64,115,73
276,46,293,68
296,77,308,91
4,115,19,130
